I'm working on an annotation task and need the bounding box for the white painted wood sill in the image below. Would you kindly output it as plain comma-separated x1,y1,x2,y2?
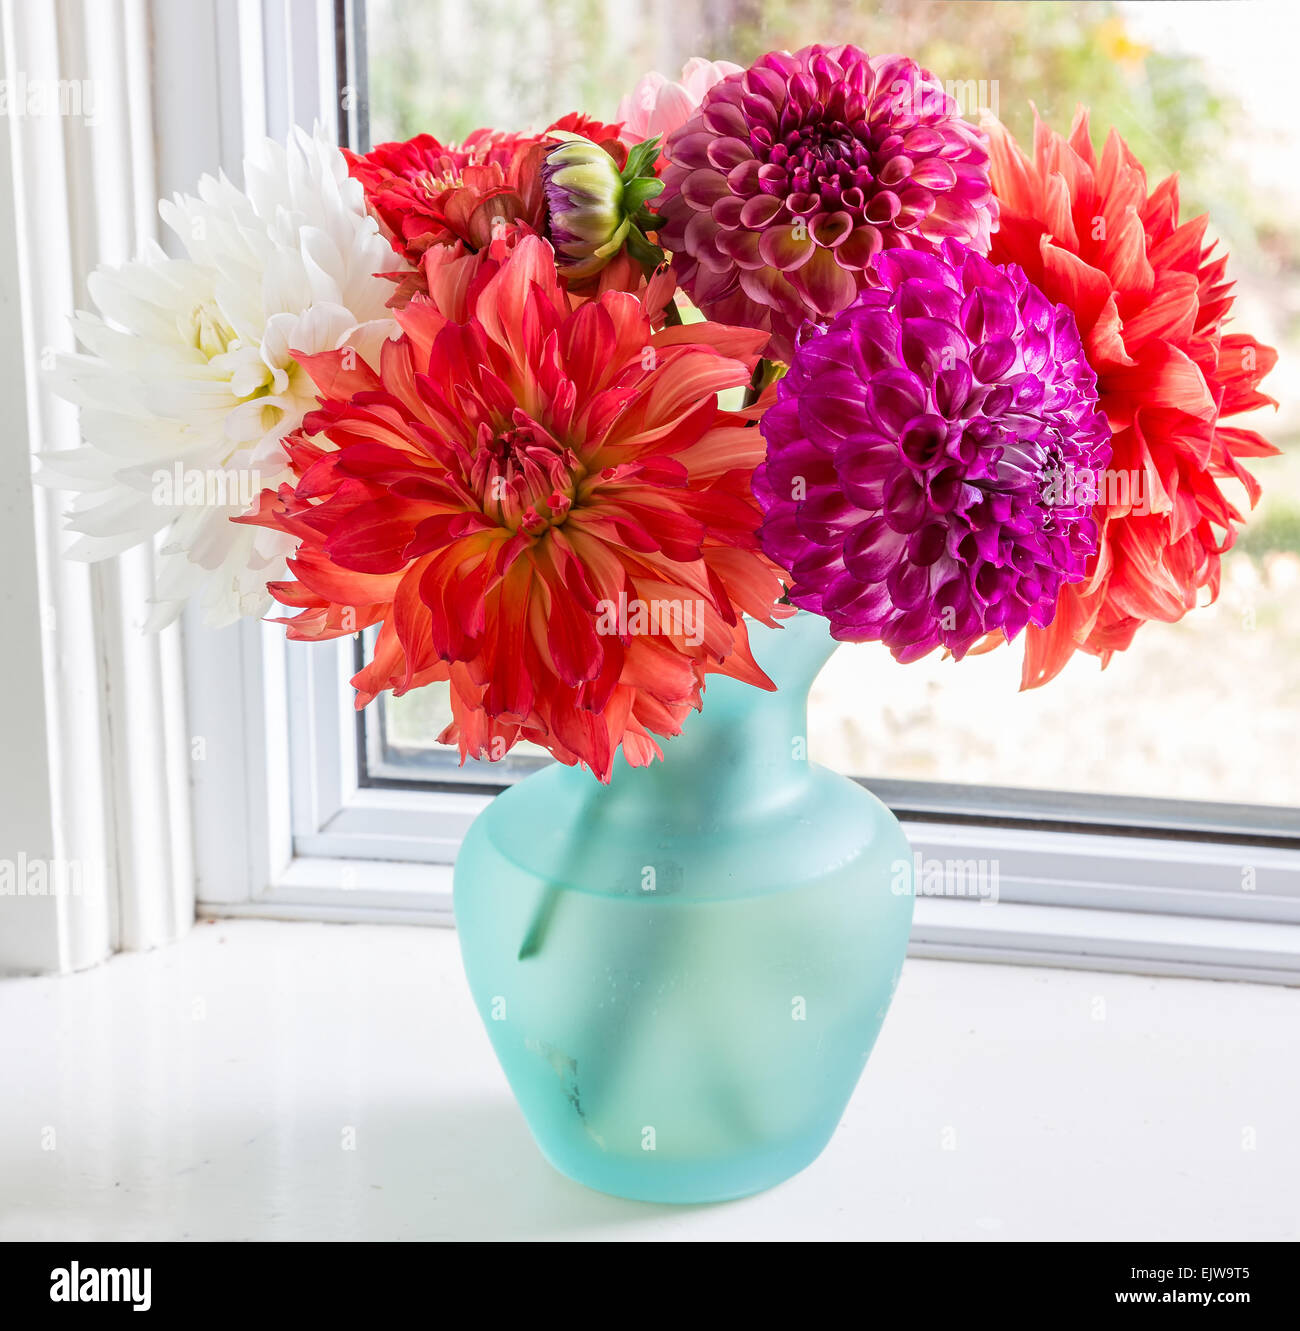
0,920,1295,1241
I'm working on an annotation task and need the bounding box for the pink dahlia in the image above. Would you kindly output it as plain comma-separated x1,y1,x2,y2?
755,242,1112,662
657,44,997,361
615,57,743,165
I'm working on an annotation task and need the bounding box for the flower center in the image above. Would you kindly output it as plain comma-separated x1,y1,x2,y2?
417,166,463,196
182,300,238,360
762,117,877,203
786,121,861,162
474,412,583,536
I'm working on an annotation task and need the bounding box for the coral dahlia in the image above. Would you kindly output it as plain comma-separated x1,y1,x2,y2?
241,235,786,779
755,241,1112,663
657,44,997,362
986,110,1280,687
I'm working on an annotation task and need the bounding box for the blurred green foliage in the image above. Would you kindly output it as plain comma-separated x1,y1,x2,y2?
1238,506,1300,556
367,0,1285,277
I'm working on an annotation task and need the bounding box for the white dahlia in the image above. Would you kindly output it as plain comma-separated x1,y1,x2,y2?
43,126,405,629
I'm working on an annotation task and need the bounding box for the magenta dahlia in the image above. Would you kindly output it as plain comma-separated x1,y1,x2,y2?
755,241,1113,663
657,44,997,362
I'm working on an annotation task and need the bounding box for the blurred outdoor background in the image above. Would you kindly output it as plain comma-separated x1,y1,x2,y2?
363,0,1299,813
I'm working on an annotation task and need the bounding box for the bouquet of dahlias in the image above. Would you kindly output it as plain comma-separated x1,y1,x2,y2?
46,46,1278,778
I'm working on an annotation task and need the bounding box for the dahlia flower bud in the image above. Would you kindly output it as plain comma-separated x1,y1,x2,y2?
542,133,665,279
755,241,1113,664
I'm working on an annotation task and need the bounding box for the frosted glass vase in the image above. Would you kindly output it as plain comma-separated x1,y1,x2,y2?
453,611,914,1202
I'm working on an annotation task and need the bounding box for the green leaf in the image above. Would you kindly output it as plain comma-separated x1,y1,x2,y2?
620,135,663,183
625,226,665,274
622,177,664,213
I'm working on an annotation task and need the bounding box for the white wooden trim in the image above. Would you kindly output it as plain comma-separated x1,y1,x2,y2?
284,635,490,863
910,820,1300,920
198,846,1300,986
260,0,338,140
78,1,197,953
909,898,1300,987
0,0,120,974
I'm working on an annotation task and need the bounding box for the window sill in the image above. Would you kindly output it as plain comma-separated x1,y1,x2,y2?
199,816,1300,986
2,919,1295,1240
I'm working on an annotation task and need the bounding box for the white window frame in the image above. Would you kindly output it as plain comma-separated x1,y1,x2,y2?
168,0,1300,985
1,0,198,975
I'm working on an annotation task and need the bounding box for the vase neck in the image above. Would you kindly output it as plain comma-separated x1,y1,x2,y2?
602,612,838,807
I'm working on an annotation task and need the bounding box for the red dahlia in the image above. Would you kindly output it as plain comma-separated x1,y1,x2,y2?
344,114,627,302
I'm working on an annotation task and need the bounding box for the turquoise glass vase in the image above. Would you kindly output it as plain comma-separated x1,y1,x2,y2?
453,611,914,1202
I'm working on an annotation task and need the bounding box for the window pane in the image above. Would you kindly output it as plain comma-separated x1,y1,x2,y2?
809,511,1300,812
377,686,549,785
360,0,1299,820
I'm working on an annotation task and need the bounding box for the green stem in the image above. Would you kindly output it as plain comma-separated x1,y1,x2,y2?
741,357,769,410
516,779,605,961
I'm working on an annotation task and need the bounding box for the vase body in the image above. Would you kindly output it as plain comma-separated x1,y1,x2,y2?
453,612,914,1203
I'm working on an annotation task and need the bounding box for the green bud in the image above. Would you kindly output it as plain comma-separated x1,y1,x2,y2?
542,133,665,280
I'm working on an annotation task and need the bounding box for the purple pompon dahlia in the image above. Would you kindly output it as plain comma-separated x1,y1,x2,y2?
657,44,997,363
754,241,1113,663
